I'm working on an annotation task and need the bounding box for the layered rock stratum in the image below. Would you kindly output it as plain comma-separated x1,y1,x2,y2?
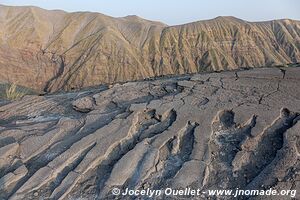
0,67,299,199
0,4,300,93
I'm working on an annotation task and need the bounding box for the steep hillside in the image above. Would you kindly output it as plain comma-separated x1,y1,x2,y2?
0,5,300,92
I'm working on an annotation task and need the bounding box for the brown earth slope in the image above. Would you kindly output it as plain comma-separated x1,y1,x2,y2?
0,4,300,92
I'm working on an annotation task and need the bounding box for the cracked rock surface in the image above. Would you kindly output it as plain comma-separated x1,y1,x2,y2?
0,67,300,199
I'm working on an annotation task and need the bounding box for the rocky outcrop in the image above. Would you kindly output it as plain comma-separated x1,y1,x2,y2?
0,4,300,93
0,67,299,199
72,96,96,113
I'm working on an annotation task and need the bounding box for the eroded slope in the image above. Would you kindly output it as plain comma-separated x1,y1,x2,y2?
0,5,300,92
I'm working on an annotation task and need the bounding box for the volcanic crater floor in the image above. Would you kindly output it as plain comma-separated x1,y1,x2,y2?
0,67,300,200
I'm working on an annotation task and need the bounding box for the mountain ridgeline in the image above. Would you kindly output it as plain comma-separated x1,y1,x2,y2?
0,4,300,92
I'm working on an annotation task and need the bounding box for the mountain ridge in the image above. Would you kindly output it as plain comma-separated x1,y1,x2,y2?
1,4,299,25
0,4,300,93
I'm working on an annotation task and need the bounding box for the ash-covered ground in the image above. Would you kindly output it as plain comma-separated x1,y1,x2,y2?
0,67,300,200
